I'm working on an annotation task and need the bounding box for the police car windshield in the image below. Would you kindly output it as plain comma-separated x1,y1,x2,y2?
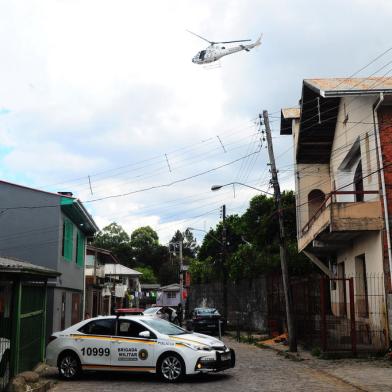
142,318,187,335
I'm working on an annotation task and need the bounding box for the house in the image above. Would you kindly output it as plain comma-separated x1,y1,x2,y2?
280,77,392,351
0,256,59,390
157,283,181,307
85,245,121,317
0,181,98,339
103,263,142,312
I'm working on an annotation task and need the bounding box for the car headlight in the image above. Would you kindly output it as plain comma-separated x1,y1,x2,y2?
183,343,212,351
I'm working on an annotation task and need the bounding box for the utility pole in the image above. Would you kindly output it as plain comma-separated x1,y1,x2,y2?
263,110,297,352
221,205,228,320
169,238,184,322
179,239,184,309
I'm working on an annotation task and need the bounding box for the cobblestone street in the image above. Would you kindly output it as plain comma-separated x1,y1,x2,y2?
46,338,392,392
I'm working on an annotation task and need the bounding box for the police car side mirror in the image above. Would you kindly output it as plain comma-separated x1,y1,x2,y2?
139,330,151,338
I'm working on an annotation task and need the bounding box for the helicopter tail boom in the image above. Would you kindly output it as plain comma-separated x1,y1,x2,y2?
254,34,263,46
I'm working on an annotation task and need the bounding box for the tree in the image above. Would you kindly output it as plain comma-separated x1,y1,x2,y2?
135,266,158,284
170,229,198,259
130,226,163,271
93,222,132,265
192,191,312,283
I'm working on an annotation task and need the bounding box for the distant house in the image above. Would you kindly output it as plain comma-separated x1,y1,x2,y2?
0,181,98,338
103,263,142,312
85,245,121,317
157,283,181,307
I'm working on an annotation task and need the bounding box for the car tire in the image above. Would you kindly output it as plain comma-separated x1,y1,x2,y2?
157,353,185,382
58,351,81,380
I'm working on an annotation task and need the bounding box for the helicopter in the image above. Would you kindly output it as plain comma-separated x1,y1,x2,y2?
187,30,262,65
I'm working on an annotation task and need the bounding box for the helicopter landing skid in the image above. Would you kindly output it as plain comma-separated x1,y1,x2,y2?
202,61,221,70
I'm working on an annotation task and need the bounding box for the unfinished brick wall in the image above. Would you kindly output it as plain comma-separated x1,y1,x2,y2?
378,105,392,292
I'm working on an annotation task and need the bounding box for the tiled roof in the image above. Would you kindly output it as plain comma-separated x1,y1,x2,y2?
304,77,392,97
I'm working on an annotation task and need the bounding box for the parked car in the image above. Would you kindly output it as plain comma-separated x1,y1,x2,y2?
143,306,179,324
46,316,235,382
186,308,226,335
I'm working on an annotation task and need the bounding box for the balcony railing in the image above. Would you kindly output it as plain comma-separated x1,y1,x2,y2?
301,190,379,236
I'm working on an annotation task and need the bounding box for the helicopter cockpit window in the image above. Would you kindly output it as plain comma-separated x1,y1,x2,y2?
199,50,206,60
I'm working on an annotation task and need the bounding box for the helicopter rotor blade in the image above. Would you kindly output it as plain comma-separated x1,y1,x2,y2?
186,30,213,44
217,39,252,44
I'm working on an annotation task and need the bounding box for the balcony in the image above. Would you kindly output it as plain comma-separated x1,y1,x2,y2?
85,265,105,278
299,191,383,253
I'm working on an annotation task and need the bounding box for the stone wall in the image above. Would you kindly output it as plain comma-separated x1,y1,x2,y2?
187,277,268,332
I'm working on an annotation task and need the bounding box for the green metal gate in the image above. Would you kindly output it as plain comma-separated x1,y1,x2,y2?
12,282,47,377
0,257,59,391
0,281,12,392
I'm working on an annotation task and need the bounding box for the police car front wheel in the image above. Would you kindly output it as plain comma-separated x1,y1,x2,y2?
58,351,81,380
158,353,184,382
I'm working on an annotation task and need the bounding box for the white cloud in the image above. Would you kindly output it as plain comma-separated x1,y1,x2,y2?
0,0,391,243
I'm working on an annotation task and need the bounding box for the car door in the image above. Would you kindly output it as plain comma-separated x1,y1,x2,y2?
75,318,115,368
111,319,156,370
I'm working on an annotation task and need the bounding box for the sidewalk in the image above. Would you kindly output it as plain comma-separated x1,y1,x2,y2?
255,334,392,392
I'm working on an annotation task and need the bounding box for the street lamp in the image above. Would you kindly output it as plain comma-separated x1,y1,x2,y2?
211,182,274,195
187,227,223,245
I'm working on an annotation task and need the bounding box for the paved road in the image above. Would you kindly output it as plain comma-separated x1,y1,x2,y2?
47,338,365,392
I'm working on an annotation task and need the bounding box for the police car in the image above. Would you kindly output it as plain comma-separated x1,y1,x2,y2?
46,316,235,382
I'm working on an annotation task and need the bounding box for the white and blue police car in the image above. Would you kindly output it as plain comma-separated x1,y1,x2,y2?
46,315,235,382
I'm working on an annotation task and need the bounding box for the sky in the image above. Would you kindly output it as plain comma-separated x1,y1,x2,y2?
0,0,392,245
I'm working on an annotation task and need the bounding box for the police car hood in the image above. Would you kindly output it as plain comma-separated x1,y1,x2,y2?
171,333,224,348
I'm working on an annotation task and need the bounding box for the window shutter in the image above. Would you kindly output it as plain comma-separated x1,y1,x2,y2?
63,219,74,261
76,232,85,267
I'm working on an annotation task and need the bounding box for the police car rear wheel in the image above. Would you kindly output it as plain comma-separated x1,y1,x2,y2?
159,354,184,382
58,352,81,380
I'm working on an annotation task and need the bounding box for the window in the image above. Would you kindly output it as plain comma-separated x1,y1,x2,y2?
62,218,74,261
365,133,372,184
167,291,176,299
307,189,325,220
117,319,155,338
76,231,85,267
354,161,364,202
79,319,115,335
355,255,369,318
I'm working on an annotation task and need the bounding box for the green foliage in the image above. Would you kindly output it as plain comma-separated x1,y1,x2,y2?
170,229,199,258
189,257,215,284
93,222,132,265
135,266,158,284
131,226,159,252
158,260,179,286
311,346,321,357
130,226,166,273
194,190,311,283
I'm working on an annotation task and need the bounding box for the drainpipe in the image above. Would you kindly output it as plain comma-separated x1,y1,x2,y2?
373,93,392,288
